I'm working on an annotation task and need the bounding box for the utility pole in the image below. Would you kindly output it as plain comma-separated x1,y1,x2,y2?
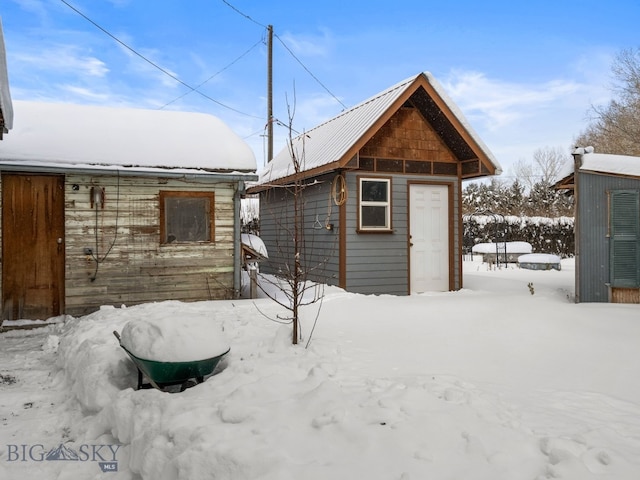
267,24,273,163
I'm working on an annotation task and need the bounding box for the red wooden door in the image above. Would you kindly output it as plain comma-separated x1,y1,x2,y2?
2,174,65,320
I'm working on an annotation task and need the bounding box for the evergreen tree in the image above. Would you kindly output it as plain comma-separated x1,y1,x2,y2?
505,179,525,216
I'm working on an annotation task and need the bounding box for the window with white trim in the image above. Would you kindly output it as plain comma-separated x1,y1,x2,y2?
358,177,391,231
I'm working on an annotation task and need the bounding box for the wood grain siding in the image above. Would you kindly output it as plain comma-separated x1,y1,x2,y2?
63,174,237,315
258,173,341,287
578,171,640,302
611,287,640,303
360,107,457,163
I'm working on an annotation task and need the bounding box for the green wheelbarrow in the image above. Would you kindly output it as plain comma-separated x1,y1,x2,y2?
113,331,230,392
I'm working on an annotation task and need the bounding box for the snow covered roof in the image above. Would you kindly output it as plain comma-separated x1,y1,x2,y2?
241,233,268,259
0,18,13,136
254,72,500,187
578,152,640,177
557,149,640,186
0,101,256,174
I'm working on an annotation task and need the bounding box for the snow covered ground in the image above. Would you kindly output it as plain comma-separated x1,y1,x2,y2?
1,258,640,479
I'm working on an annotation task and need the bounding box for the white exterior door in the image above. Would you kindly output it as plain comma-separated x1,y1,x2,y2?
409,184,449,292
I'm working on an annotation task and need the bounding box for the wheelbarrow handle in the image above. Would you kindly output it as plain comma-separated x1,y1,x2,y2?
113,330,121,342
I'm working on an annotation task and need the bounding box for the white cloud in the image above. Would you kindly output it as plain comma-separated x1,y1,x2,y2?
14,45,108,77
291,92,344,130
58,84,111,102
438,69,613,172
111,36,182,90
277,28,333,58
441,70,585,131
9,0,48,20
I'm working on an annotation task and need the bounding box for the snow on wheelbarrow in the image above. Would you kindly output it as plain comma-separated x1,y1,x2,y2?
113,316,230,392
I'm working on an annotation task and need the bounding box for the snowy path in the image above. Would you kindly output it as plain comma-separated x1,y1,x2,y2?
0,327,95,479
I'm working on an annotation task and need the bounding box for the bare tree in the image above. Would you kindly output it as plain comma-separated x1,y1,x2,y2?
575,48,640,155
532,146,567,184
256,100,333,346
513,146,569,190
513,157,537,191
611,48,640,104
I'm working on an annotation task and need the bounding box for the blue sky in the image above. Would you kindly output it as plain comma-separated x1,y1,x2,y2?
2,0,639,175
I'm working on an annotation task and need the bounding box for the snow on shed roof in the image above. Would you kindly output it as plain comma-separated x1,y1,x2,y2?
557,150,640,185
0,18,13,134
578,152,640,178
0,101,256,173
255,72,501,186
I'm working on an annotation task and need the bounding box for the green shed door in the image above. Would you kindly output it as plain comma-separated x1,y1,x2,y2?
610,190,640,288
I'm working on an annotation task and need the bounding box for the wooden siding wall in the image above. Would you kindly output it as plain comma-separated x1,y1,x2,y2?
344,172,460,295
63,174,237,315
360,107,457,163
578,172,640,302
258,173,340,286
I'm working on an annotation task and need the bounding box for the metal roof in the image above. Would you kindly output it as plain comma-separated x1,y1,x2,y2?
255,72,500,186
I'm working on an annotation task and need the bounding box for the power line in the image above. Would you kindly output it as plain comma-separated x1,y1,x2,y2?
274,34,347,110
59,0,261,118
159,38,263,109
220,0,267,28
220,0,346,110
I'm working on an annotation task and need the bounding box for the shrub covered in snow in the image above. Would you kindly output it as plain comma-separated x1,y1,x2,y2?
464,216,574,258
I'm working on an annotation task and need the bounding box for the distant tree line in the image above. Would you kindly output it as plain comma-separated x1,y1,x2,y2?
462,177,573,218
